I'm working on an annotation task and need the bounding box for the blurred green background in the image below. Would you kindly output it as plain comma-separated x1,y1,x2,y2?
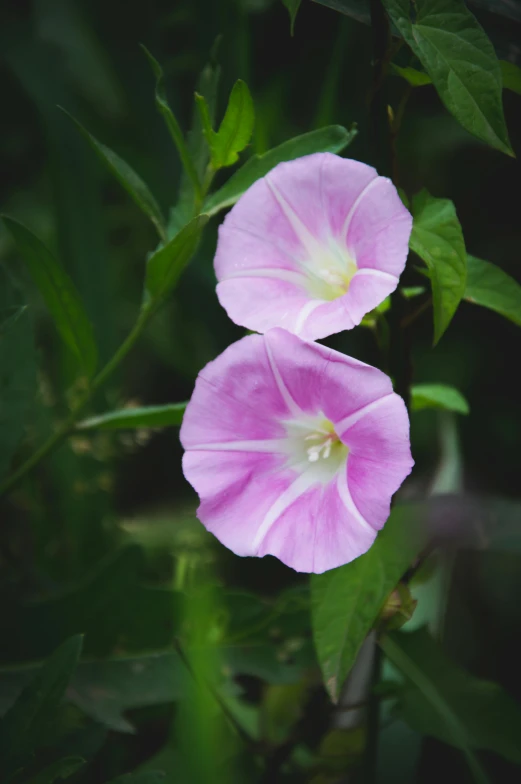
1,0,521,782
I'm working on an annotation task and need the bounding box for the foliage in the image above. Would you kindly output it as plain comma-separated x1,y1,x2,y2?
1,0,520,782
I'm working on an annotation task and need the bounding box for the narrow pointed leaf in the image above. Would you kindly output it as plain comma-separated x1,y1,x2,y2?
382,0,513,156
391,63,433,86
465,255,521,327
311,504,425,703
0,636,83,776
2,217,97,376
145,215,209,304
168,54,221,236
500,60,521,95
409,190,467,344
382,628,521,777
282,0,302,35
204,124,357,216
141,46,201,198
211,79,254,168
411,384,469,414
64,111,166,239
77,403,187,431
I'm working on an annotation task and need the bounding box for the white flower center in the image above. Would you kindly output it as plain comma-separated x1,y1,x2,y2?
304,241,358,301
284,415,348,482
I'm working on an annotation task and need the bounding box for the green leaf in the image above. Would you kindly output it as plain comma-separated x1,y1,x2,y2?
0,271,37,483
282,0,302,35
210,80,255,169
383,628,521,776
409,190,467,344
141,46,201,200
76,403,187,431
382,0,513,156
104,773,165,784
204,124,357,216
391,63,433,86
2,217,98,376
0,636,83,776
464,255,521,327
311,504,425,703
0,546,178,662
500,60,521,95
25,757,85,784
411,384,469,414
145,215,209,305
168,52,222,237
63,110,166,240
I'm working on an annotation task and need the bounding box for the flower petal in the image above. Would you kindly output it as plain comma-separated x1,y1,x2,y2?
346,177,412,278
179,333,289,448
343,395,414,529
257,477,377,573
183,449,294,556
264,328,393,422
214,153,412,339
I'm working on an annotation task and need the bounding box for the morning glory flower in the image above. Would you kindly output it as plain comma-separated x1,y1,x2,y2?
180,328,413,573
214,153,412,340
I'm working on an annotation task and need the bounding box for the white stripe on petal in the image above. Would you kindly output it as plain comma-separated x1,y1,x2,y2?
354,268,399,284
335,393,394,436
336,468,374,533
294,299,324,335
225,268,307,287
252,470,318,552
189,439,288,453
341,176,381,243
265,177,324,260
265,337,303,418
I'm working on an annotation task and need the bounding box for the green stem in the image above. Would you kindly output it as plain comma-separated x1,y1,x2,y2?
0,305,153,499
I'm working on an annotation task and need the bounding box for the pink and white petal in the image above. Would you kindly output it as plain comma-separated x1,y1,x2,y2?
346,178,412,277
214,222,303,280
218,176,309,264
264,154,329,245
215,277,310,337
183,449,295,556
341,394,414,528
298,298,356,341
179,333,290,449
319,154,378,237
264,328,394,423
340,269,400,327
258,477,376,573
347,454,412,531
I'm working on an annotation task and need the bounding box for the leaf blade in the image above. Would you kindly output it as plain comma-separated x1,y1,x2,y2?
311,504,425,702
77,403,187,431
211,79,255,168
145,214,209,305
0,636,83,775
411,383,469,414
382,628,521,778
382,0,513,156
409,190,467,344
204,124,357,216
282,0,302,35
2,217,98,376
141,46,201,199
464,255,521,327
63,110,166,239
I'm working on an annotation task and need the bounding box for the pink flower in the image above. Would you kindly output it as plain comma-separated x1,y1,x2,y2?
214,153,412,341
180,328,413,573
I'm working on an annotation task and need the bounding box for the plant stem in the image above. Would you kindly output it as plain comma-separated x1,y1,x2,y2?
0,305,152,499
